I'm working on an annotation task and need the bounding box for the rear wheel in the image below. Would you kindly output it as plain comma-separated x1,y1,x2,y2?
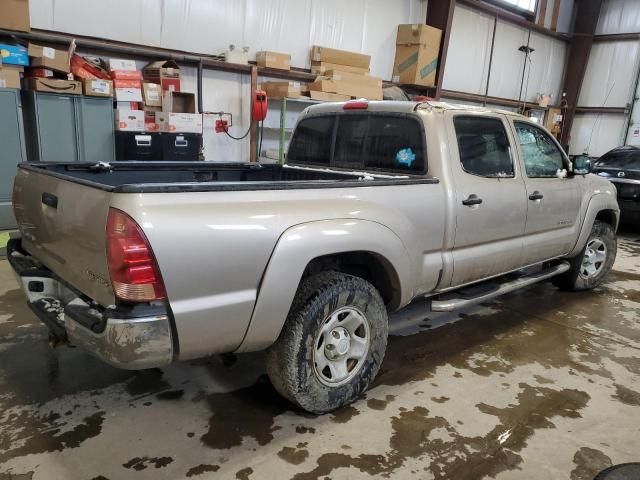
553,220,617,291
266,272,388,414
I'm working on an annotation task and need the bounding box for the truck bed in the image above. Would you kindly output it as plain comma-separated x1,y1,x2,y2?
19,162,434,193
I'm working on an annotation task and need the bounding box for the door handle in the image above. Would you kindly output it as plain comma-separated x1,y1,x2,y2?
41,192,58,209
462,194,483,206
529,191,544,201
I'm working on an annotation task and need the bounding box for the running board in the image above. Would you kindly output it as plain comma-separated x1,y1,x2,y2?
431,261,571,312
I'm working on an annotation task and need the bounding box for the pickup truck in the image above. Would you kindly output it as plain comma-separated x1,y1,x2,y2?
9,100,620,414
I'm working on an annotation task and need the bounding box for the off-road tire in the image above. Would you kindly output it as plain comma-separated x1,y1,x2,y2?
266,272,388,414
553,220,617,291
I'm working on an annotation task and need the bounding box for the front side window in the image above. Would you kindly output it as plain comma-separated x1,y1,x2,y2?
288,113,426,174
515,122,565,177
454,116,514,178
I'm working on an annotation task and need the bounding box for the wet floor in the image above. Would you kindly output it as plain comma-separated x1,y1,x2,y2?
0,233,639,480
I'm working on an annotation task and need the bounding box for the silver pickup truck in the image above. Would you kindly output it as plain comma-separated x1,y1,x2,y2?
9,100,619,413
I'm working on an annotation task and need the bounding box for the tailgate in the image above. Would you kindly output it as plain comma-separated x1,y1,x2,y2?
13,167,115,307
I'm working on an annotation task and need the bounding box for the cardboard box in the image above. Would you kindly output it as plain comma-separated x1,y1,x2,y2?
308,79,382,101
162,91,196,113
0,43,29,66
260,81,301,99
392,24,441,87
143,60,180,92
25,67,54,78
28,43,70,73
116,101,140,110
115,109,145,131
113,78,141,89
111,70,142,80
144,111,160,132
0,0,30,32
396,24,441,46
0,68,21,89
156,113,203,134
311,46,370,69
143,82,162,107
115,87,143,102
26,78,81,94
309,91,351,102
108,59,137,71
392,44,439,87
255,51,291,70
82,79,113,97
325,70,382,88
311,61,369,76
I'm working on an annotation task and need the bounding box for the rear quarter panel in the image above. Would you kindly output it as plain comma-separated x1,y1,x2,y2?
112,182,445,359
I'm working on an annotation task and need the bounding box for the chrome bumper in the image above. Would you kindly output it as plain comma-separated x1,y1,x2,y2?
8,238,174,370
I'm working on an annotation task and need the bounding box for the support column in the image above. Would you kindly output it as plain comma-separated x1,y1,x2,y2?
426,0,456,100
559,0,602,148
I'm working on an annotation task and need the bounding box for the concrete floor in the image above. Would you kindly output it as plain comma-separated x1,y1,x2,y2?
0,233,639,480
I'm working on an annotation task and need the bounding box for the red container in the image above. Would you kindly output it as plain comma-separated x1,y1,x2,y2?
70,54,110,80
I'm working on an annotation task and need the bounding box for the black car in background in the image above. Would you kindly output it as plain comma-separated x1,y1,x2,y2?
593,146,640,225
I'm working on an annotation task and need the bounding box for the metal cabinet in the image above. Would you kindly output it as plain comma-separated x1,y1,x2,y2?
22,92,114,163
0,88,26,230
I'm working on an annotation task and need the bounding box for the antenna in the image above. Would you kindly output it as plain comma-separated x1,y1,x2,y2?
585,81,616,156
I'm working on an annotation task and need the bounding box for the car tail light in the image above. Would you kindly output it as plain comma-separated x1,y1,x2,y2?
343,100,369,110
106,208,166,302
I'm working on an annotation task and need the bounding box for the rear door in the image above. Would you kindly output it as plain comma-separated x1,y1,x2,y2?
510,121,582,264
447,112,527,286
13,168,116,307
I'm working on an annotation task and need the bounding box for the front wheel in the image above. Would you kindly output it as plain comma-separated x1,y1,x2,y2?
266,272,388,414
553,220,617,291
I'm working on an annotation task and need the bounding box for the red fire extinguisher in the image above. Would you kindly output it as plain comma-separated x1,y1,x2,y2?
253,90,268,122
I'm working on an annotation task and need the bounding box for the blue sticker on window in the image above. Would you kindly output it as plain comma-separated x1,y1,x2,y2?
396,148,415,168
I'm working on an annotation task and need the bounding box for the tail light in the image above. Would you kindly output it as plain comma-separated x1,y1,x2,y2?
106,208,166,302
343,100,369,110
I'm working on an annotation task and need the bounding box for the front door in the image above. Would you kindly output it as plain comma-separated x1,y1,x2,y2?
447,112,528,287
511,120,582,264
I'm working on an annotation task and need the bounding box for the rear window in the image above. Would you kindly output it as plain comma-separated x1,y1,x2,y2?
286,116,334,166
287,113,425,174
595,149,640,171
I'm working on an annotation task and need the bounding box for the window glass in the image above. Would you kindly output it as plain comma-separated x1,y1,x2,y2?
334,116,368,166
286,116,334,165
288,113,426,173
515,122,564,177
365,116,425,172
454,116,514,177
595,147,640,171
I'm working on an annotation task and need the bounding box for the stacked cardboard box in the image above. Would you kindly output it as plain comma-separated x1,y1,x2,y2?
24,43,81,94
0,0,30,33
308,46,381,101
256,51,291,70
259,81,301,99
392,24,442,87
70,54,113,97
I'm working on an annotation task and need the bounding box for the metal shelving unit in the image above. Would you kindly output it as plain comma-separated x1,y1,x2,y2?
267,97,323,164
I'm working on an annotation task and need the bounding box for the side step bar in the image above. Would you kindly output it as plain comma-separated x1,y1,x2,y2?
431,261,571,312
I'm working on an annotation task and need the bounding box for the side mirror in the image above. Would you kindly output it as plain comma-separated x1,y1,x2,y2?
574,154,592,175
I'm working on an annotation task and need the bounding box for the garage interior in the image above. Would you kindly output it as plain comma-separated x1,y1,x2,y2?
0,0,639,479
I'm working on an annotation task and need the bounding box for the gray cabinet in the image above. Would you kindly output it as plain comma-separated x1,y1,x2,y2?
22,92,114,163
0,88,26,230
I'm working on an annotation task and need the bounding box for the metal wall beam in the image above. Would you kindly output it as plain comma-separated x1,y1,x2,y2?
426,0,456,100
559,0,603,147
457,0,571,41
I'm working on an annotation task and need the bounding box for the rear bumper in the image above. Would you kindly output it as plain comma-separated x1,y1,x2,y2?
8,238,174,370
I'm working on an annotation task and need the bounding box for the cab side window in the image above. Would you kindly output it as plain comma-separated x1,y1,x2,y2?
454,116,514,178
514,122,565,177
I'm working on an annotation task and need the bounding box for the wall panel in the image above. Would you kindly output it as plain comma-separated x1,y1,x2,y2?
596,0,640,35
578,41,640,107
569,114,627,156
